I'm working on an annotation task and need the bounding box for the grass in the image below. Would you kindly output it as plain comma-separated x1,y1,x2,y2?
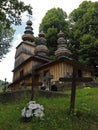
0,87,2,92
0,87,98,130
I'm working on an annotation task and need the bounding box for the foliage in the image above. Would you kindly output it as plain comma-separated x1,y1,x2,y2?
69,1,98,76
0,0,32,25
0,0,32,60
39,8,69,56
0,27,14,59
0,88,98,130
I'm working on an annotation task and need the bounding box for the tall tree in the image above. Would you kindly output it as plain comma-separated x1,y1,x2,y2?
39,8,68,57
69,1,98,76
0,0,32,60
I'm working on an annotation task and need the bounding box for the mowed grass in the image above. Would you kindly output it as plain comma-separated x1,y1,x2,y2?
0,87,98,130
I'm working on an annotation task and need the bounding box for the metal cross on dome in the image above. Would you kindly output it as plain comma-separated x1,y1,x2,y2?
26,9,33,20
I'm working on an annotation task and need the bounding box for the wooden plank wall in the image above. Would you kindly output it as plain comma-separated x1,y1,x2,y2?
13,60,41,82
83,71,91,77
38,62,73,83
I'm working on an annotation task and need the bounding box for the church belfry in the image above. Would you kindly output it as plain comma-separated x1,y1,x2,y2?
14,19,36,69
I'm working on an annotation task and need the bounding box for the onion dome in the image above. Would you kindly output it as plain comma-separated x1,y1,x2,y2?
57,30,66,45
22,20,35,42
37,31,47,45
34,31,49,56
55,30,72,58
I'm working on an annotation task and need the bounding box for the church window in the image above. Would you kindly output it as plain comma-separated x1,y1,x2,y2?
78,69,82,77
20,69,24,79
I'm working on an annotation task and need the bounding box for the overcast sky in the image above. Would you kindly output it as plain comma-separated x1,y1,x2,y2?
0,0,97,82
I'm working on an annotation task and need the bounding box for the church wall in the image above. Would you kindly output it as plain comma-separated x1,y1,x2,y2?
38,62,73,83
63,63,73,77
50,62,65,82
37,61,91,84
13,60,33,82
13,59,43,90
12,82,20,90
82,71,91,77
12,77,32,90
13,59,42,82
23,43,35,54
15,44,23,58
23,53,31,60
15,43,35,58
14,53,31,68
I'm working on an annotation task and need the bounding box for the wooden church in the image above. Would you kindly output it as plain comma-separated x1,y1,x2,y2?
10,19,93,90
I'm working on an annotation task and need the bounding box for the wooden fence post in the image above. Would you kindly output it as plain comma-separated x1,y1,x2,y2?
70,66,77,113
31,69,35,100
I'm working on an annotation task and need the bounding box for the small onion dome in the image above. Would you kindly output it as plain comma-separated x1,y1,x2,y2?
37,31,46,45
34,31,49,56
37,37,47,45
57,37,66,45
39,31,45,37
22,20,35,42
57,30,66,45
55,47,72,58
55,30,72,58
57,30,65,38
26,20,32,26
22,34,35,42
34,45,49,55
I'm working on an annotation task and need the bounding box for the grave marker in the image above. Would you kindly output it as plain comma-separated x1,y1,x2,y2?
43,72,53,90
59,66,92,113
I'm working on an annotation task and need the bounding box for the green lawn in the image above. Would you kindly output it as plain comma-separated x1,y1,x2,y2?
0,87,98,130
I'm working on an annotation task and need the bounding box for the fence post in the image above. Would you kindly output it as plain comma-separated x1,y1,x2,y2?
70,66,77,113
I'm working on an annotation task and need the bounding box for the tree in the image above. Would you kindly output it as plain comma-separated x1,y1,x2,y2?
69,1,98,76
39,8,68,57
0,0,32,60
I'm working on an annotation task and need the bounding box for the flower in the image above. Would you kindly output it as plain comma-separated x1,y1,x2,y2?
21,107,26,117
28,101,36,105
25,108,32,118
21,101,44,121
34,108,44,118
28,103,37,110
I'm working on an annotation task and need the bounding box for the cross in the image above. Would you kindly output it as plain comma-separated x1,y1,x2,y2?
26,9,32,21
44,72,53,90
26,14,32,20
59,66,92,113
2,78,9,92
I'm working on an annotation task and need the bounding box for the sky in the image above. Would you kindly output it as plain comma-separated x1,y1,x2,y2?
0,0,97,82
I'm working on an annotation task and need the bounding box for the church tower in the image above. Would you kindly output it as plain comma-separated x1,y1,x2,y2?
14,20,35,69
12,19,36,88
